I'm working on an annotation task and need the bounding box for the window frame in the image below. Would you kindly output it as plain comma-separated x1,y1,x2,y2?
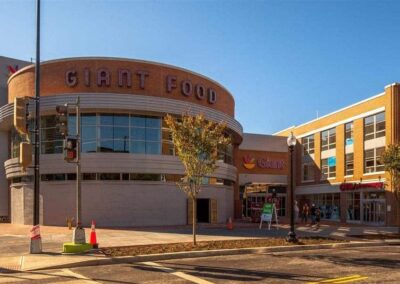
345,153,354,176
364,147,385,173
345,122,354,146
321,128,336,151
364,112,385,141
321,157,336,179
302,135,315,155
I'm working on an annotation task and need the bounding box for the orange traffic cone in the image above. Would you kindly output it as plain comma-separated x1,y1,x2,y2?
227,217,233,230
89,220,98,249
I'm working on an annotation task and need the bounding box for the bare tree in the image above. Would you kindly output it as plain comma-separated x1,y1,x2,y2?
165,113,230,245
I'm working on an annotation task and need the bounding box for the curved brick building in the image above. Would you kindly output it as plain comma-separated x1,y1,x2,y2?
1,57,244,226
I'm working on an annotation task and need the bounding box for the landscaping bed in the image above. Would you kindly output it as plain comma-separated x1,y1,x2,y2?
102,237,346,257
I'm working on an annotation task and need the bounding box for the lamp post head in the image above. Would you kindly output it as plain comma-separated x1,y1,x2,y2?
287,132,297,148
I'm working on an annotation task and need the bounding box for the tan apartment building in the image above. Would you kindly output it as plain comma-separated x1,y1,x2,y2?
275,83,400,226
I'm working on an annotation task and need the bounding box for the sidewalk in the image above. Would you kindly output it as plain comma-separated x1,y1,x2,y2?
0,221,398,272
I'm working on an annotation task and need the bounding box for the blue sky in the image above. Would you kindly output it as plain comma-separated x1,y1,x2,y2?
1,0,399,134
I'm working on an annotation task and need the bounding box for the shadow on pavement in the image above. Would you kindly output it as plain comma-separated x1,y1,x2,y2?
293,247,400,269
131,261,320,282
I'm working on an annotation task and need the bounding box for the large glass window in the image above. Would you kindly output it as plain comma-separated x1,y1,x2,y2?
99,114,130,153
39,113,162,154
217,141,233,164
82,114,97,153
302,135,315,155
36,113,233,162
41,116,64,154
321,128,336,151
299,193,340,220
345,122,354,146
162,120,175,156
364,112,385,141
130,116,161,154
161,119,234,164
321,157,336,179
346,192,361,221
345,153,354,176
364,147,385,173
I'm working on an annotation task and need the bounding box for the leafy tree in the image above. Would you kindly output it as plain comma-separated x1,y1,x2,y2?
164,113,230,245
381,144,400,231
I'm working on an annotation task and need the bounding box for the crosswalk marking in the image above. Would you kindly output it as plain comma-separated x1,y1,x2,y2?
0,269,100,283
62,269,101,283
308,274,369,283
141,261,214,284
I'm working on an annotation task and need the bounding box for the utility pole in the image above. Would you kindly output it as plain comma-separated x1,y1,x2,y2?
30,0,42,254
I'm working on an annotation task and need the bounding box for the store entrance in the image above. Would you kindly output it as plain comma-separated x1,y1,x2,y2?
197,199,210,223
362,199,385,225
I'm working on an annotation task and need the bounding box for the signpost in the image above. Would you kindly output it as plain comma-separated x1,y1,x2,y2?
259,203,278,230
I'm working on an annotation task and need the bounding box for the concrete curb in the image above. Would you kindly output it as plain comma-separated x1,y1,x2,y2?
26,240,400,271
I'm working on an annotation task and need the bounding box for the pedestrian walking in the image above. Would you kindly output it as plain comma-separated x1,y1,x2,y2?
301,203,309,224
310,203,316,225
315,207,321,230
294,201,300,224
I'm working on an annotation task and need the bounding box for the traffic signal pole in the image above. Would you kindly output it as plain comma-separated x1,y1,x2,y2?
75,97,82,229
30,0,42,254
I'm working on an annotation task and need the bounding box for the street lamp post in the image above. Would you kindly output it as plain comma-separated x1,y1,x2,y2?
287,132,298,243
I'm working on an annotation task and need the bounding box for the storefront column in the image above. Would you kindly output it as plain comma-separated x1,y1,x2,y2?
0,131,9,220
340,192,347,223
386,191,398,227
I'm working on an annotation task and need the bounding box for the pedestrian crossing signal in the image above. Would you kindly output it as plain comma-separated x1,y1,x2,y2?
64,137,77,162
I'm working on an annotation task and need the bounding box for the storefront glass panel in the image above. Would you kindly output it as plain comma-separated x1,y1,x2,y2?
299,193,340,220
346,192,361,222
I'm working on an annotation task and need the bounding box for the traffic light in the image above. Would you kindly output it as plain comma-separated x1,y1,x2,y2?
14,97,29,135
20,142,32,171
64,136,77,162
56,105,68,137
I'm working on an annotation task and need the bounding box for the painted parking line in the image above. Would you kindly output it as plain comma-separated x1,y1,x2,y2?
141,261,214,284
307,274,368,283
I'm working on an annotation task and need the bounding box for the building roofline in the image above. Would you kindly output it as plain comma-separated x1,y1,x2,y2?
7,57,235,103
272,125,295,136
274,90,387,134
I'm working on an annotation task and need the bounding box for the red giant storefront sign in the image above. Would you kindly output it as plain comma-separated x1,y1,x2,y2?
339,182,384,191
243,154,285,170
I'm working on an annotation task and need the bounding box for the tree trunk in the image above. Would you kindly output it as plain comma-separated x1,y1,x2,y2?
192,196,197,246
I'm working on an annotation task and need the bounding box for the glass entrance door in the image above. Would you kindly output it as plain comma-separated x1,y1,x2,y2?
362,199,385,225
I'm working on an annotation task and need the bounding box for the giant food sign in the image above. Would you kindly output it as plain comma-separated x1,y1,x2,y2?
243,155,285,170
65,68,217,104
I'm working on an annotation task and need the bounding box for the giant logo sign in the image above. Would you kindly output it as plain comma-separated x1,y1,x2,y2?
65,68,217,104
243,154,285,170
